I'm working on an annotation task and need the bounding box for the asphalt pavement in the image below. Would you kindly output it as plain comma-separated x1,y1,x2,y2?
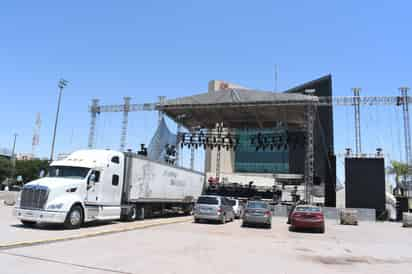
1,204,411,274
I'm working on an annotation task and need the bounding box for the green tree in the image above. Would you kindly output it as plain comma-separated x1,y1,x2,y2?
0,157,12,183
15,159,49,184
387,160,409,188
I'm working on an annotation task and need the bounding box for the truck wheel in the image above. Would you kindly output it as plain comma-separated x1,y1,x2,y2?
21,220,36,227
64,205,83,229
125,205,137,222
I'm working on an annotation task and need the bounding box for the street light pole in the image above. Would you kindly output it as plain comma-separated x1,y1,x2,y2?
10,133,18,184
50,79,68,161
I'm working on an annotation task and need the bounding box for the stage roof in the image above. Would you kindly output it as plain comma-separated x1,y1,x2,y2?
158,75,331,129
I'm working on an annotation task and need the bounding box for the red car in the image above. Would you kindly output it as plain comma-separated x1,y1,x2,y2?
289,205,325,233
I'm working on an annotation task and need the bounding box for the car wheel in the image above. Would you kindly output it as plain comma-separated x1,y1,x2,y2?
319,226,325,233
194,218,200,223
288,226,295,232
21,220,36,227
64,205,83,229
267,223,272,229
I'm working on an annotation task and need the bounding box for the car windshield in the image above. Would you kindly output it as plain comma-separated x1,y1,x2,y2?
296,206,321,212
48,166,90,179
197,196,219,205
247,202,268,209
228,199,236,206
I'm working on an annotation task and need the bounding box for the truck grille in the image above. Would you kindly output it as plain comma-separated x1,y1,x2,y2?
20,185,49,209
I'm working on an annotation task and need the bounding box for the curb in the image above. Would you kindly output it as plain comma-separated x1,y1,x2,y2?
0,216,192,250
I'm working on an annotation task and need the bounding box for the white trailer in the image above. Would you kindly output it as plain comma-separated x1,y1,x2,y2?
14,149,205,229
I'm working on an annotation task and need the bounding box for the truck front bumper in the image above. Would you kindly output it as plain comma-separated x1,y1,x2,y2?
14,208,67,224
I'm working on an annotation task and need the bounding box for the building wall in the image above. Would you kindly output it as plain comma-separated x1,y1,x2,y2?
204,128,235,176
208,80,248,93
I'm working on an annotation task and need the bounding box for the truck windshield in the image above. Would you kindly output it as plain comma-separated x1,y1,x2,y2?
48,166,90,179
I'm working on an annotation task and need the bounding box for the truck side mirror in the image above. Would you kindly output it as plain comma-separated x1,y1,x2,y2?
89,173,96,183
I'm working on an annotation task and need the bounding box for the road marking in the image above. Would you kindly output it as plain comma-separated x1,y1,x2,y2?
1,251,134,274
0,216,192,250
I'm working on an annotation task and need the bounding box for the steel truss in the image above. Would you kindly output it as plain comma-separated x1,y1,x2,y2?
88,89,412,198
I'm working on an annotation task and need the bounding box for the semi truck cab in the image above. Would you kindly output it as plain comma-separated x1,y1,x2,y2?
14,150,126,229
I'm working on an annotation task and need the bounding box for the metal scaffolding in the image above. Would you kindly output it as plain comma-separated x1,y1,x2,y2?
88,89,412,196
88,99,100,148
352,88,362,154
120,97,131,151
400,87,411,167
304,104,316,203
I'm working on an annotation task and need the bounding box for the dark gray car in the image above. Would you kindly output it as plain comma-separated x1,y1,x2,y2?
194,195,235,224
242,200,272,228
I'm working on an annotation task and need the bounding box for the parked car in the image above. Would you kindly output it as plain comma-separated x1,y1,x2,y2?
289,205,325,233
242,200,272,228
287,200,305,224
194,195,235,224
228,198,243,219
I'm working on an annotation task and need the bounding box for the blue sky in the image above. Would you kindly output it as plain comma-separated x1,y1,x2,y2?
0,1,411,176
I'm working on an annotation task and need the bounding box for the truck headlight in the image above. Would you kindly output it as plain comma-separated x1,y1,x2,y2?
47,203,64,210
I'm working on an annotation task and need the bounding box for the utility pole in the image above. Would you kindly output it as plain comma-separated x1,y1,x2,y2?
10,133,18,184
50,79,68,161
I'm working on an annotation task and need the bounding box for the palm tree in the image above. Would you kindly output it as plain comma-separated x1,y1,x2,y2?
387,160,409,192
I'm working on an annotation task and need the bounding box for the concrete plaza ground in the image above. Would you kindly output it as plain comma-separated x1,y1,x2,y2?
0,204,411,274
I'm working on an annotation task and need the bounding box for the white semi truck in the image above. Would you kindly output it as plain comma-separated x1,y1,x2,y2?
14,149,205,229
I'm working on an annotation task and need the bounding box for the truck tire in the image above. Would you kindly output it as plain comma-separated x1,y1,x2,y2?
64,205,83,229
21,220,36,227
125,205,137,222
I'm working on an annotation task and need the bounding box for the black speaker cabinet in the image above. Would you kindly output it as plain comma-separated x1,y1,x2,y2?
345,157,385,217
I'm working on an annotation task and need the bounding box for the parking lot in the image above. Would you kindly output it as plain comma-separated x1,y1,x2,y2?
1,204,412,274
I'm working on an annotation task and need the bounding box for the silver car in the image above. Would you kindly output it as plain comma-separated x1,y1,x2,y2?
242,200,272,229
194,195,235,224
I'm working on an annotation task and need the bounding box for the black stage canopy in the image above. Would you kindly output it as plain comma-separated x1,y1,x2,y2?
158,88,318,129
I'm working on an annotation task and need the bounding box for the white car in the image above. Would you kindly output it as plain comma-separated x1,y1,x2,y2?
228,199,243,219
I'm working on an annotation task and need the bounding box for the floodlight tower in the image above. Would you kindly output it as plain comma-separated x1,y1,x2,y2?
32,113,41,157
50,79,68,161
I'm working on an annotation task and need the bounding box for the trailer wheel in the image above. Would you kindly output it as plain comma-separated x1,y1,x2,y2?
64,205,83,229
